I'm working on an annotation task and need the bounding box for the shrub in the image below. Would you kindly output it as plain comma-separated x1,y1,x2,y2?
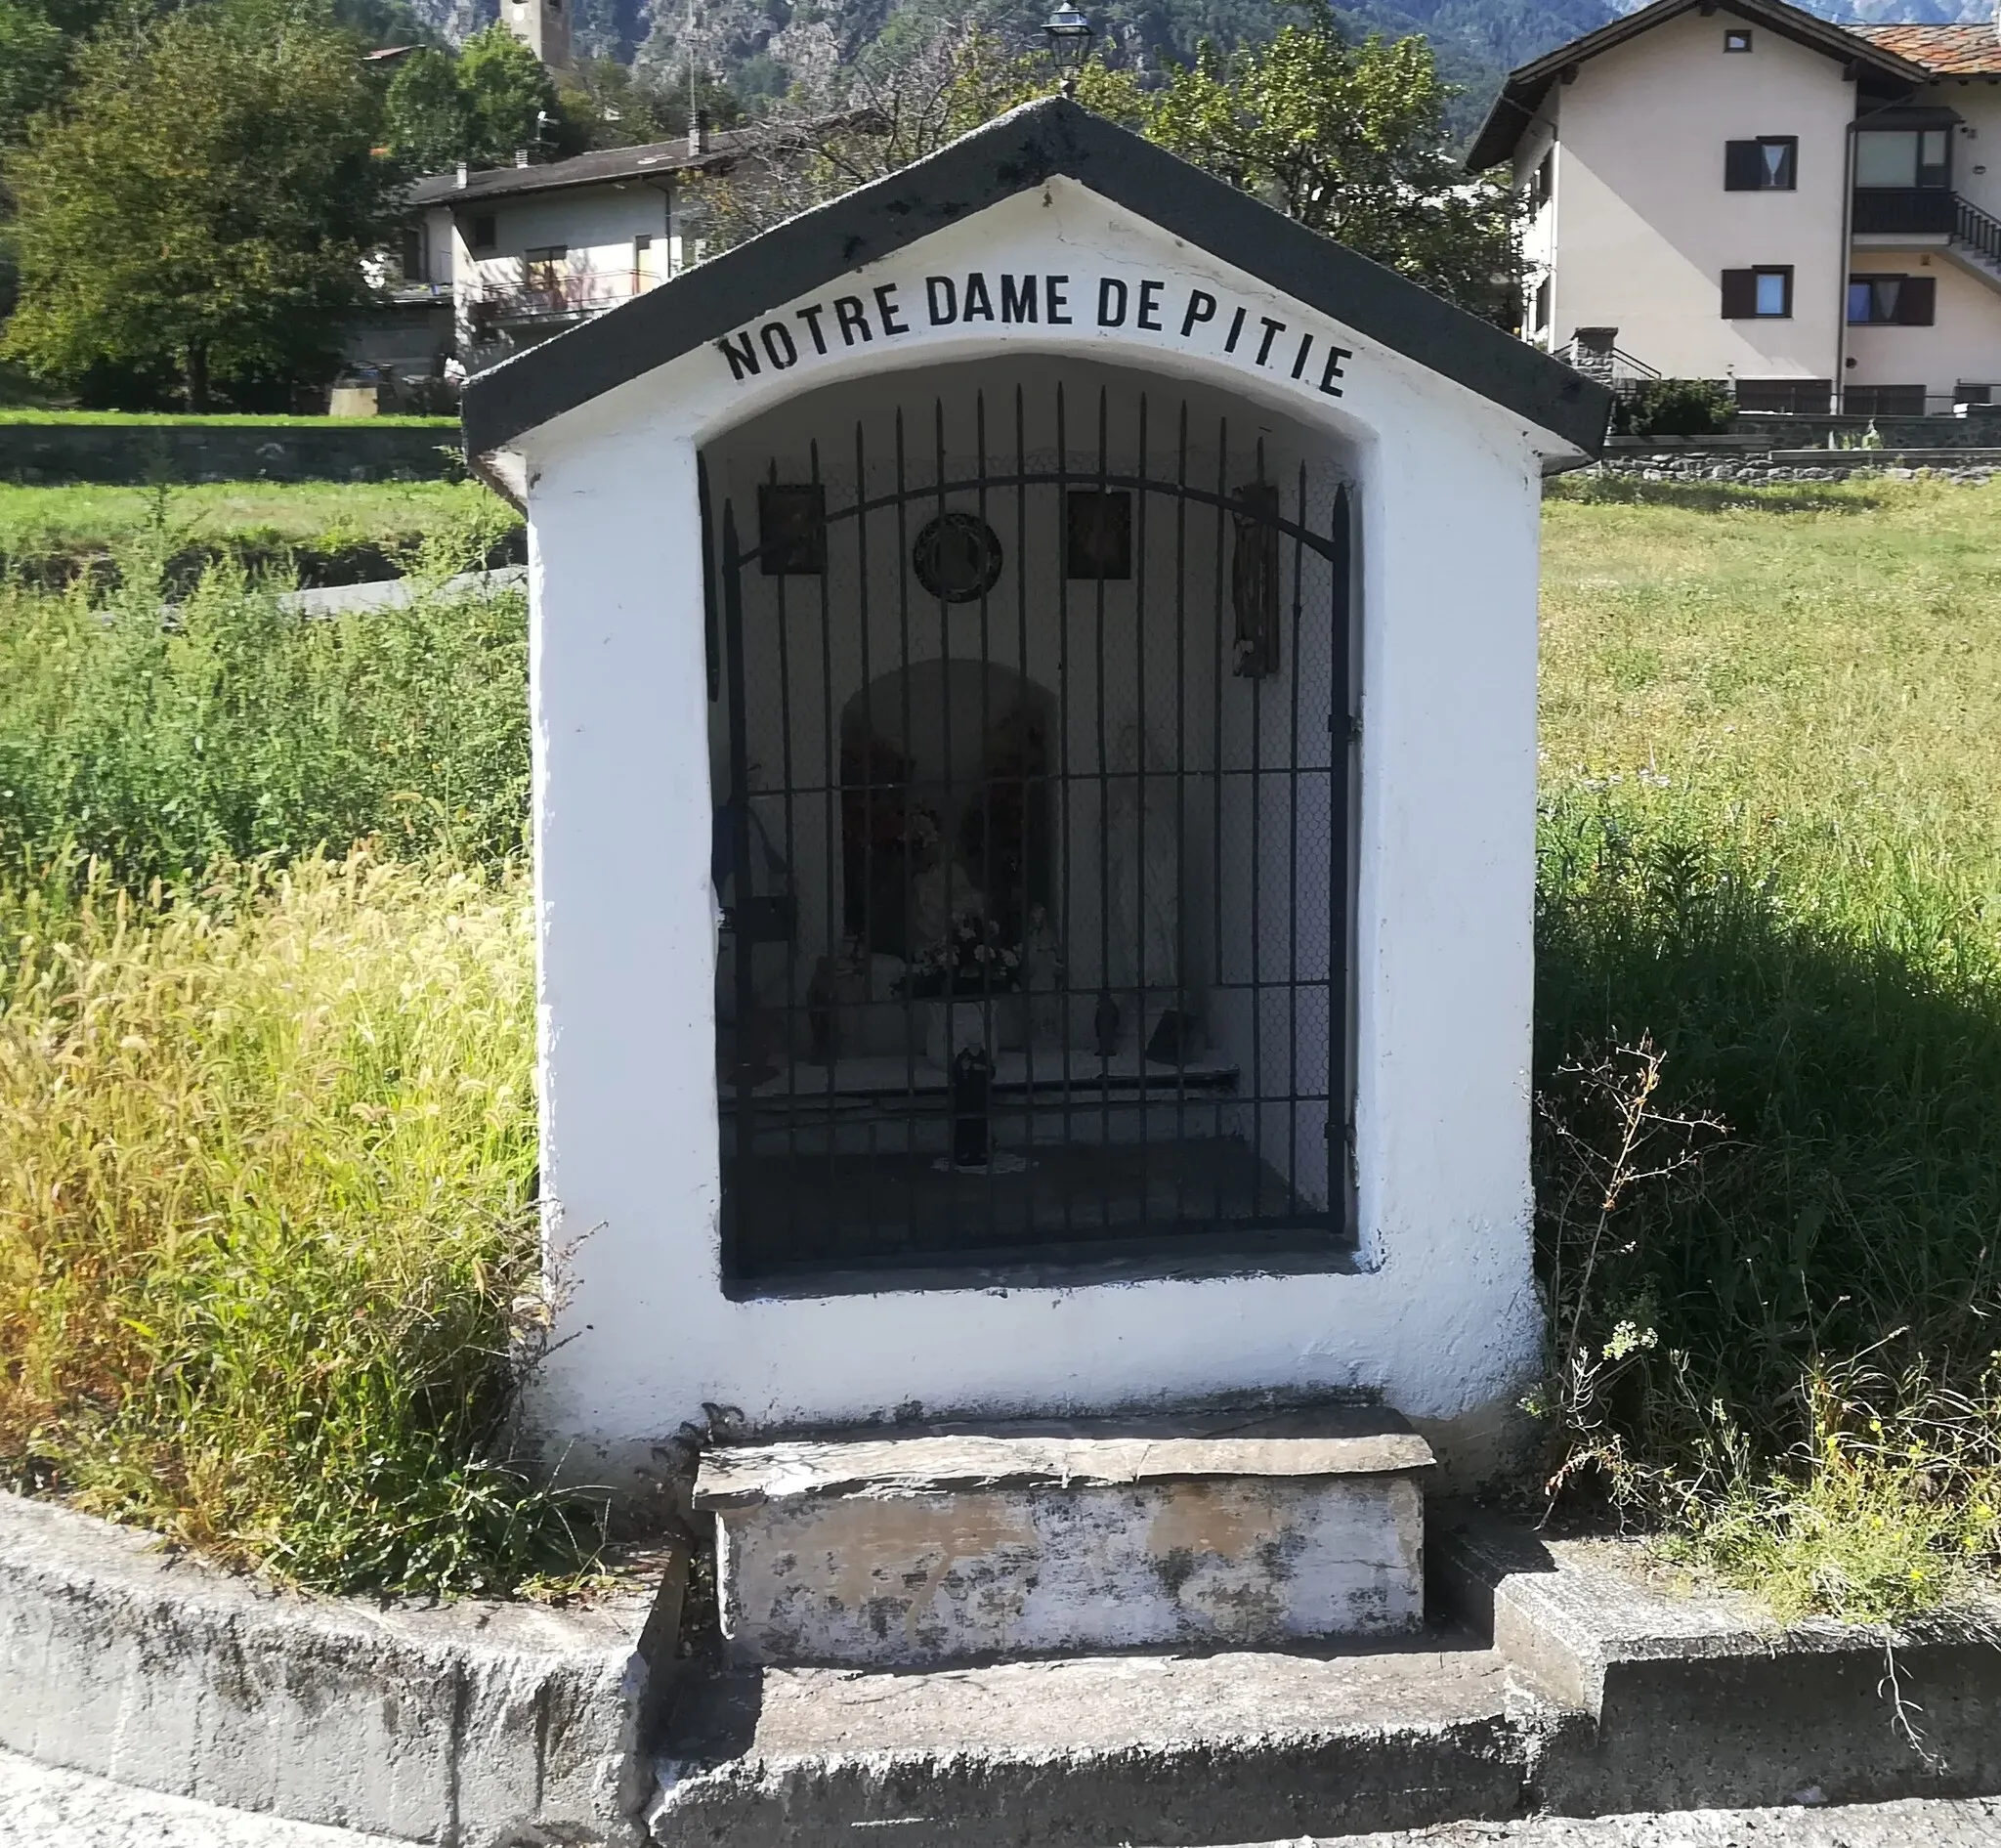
1614,378,1734,439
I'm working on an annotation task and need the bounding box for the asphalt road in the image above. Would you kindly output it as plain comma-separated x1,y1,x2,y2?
5,1747,2001,1847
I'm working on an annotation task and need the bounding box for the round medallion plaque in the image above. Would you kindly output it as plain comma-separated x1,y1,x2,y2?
912,511,1004,604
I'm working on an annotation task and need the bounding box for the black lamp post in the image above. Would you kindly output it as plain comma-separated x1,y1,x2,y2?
1043,4,1094,94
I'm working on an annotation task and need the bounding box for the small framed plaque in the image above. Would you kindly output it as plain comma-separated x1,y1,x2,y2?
757,483,827,576
1065,490,1131,580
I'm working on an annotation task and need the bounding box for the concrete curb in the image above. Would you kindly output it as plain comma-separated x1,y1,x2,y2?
1432,1507,2001,1815
0,1492,682,1847
276,565,526,618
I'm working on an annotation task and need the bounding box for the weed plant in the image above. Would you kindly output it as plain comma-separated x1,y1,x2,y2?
0,519,530,884
1534,476,2001,1616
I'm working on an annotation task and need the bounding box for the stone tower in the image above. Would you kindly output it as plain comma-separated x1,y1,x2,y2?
503,0,571,73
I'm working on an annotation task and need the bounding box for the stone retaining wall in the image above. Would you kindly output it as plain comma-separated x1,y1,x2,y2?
0,421,462,486
1580,447,2001,486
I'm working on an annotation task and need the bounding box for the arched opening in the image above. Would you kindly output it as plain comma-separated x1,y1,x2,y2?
705,356,1353,1283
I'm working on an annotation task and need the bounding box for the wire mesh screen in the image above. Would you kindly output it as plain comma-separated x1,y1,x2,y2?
709,383,1352,1282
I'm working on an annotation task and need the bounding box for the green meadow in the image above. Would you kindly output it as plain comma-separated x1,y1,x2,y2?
0,475,1995,1611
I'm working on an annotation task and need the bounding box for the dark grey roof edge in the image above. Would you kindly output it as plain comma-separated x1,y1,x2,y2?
461,99,1611,464
1466,0,1933,170
406,136,740,208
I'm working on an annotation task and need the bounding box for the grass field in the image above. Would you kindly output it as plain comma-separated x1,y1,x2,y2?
1535,475,2001,1616
0,409,457,428
0,474,1996,1608
0,480,522,589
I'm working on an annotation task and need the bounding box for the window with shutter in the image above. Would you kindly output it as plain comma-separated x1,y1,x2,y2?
1721,269,1758,317
1725,139,1797,191
1848,274,1936,325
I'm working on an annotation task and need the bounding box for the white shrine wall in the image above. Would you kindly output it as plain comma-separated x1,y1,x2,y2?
507,179,1557,1483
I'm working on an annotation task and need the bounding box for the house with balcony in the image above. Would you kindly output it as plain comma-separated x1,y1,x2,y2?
1470,0,2001,415
403,125,758,377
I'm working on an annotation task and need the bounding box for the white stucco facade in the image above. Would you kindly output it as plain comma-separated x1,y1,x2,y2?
470,148,1595,1490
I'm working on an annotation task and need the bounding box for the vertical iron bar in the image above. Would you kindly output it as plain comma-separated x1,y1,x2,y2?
895,408,916,1251
1055,381,1076,1246
721,502,753,1281
1094,387,1113,1219
1287,461,1306,1224
771,463,800,1256
853,421,878,1246
1132,391,1151,1237
1248,438,1265,1220
1171,401,1190,1232
814,438,839,1232
1015,385,1035,1244
1332,482,1354,1241
1210,417,1228,1233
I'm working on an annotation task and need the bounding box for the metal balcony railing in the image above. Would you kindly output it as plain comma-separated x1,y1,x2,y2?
468,268,653,326
1852,187,1955,236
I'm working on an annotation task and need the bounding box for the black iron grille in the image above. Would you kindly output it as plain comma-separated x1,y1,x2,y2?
708,381,1353,1283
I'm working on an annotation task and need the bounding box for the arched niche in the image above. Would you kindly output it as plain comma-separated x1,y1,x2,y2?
838,659,1054,964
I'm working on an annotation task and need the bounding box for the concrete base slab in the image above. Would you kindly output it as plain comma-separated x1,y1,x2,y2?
694,1408,1434,1666
648,1634,1564,1847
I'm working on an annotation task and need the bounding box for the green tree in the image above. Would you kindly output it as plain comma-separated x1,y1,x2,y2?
3,0,397,409
1146,3,1520,322
454,25,570,168
384,26,591,174
383,46,471,173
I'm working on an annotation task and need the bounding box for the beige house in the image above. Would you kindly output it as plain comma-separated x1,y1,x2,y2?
1471,0,2001,413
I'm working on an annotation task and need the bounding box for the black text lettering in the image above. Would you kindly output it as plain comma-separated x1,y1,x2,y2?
1000,274,1038,322
759,322,799,368
925,277,958,323
1255,317,1286,366
1137,279,1164,330
716,329,759,379
1320,345,1352,396
1045,275,1071,322
1097,278,1128,326
1180,289,1216,337
794,303,830,354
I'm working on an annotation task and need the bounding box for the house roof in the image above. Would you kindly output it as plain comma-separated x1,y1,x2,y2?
406,131,758,208
1466,0,1937,171
460,98,1612,470
1852,22,2001,78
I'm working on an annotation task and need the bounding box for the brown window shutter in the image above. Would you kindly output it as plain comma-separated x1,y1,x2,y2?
1724,141,1762,190
1721,270,1757,317
1897,276,1937,324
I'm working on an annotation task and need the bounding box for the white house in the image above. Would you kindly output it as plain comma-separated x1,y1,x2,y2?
403,126,755,377
457,99,1609,1603
1471,0,2001,413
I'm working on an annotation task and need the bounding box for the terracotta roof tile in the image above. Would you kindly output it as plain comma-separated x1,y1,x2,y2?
1851,22,2001,77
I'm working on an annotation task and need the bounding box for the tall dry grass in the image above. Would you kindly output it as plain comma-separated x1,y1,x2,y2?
0,850,597,1595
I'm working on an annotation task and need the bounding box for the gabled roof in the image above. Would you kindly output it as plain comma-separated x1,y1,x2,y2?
1466,0,1935,171
1852,22,2001,78
406,131,756,208
461,98,1611,465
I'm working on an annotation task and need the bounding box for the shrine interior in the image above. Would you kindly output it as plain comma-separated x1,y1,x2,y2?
702,357,1356,1283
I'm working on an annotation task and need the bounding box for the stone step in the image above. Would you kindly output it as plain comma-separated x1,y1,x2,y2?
649,1633,1558,1847
692,1406,1434,1667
